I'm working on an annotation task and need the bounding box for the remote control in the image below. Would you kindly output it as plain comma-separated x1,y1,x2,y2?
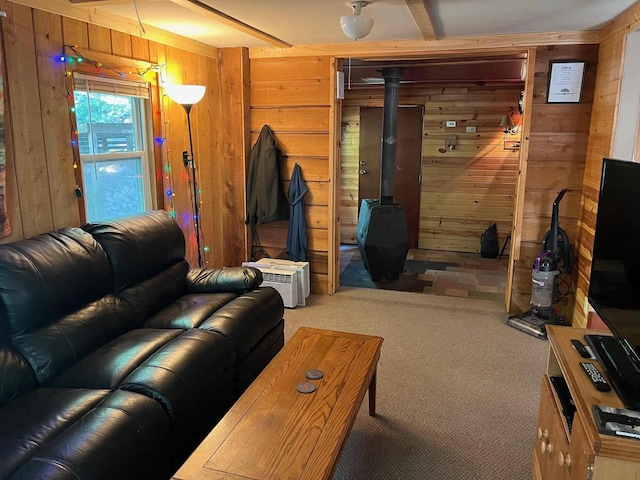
571,339,591,358
580,362,611,392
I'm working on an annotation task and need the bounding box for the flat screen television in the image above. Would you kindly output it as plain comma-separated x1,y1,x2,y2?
586,158,640,410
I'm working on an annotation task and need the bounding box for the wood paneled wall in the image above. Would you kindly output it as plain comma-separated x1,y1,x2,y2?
572,4,640,327
421,85,521,252
340,83,522,253
213,48,251,267
340,104,360,244
249,56,337,294
508,44,599,318
2,0,617,310
0,1,249,270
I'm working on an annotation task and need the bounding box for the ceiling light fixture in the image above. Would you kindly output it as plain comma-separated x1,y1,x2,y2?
340,1,374,41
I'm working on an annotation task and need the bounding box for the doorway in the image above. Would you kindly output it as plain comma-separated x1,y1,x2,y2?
337,55,530,302
358,106,423,248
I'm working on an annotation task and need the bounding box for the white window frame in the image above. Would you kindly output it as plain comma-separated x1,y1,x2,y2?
73,73,156,221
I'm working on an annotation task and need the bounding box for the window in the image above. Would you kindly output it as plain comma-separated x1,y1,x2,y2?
73,74,155,222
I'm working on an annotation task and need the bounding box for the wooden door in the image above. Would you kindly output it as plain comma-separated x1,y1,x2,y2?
358,106,423,248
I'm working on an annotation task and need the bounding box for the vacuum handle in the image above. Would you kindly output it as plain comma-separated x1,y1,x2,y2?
553,189,568,206
550,189,569,260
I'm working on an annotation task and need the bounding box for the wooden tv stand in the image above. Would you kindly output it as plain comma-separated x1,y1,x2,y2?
533,325,640,479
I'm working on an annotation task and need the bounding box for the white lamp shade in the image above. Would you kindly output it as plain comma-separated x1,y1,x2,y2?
165,84,206,106
340,15,374,40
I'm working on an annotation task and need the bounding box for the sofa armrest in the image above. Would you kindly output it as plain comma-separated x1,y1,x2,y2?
186,267,263,294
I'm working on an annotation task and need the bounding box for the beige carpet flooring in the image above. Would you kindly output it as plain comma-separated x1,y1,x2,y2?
283,286,548,480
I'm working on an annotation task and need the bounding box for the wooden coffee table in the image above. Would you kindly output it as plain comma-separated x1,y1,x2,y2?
172,327,383,480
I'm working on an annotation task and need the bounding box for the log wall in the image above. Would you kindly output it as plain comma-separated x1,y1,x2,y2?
3,0,626,308
0,1,249,270
249,56,338,294
572,4,640,327
509,44,599,318
340,105,360,244
340,83,522,253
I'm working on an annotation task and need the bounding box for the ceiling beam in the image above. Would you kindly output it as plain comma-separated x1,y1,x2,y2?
67,0,148,5
404,0,437,41
169,0,291,48
250,31,600,58
7,0,218,58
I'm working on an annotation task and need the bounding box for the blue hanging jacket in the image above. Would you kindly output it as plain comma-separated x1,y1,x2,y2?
286,163,308,262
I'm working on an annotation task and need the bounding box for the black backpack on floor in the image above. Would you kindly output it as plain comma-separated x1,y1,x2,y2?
480,224,499,258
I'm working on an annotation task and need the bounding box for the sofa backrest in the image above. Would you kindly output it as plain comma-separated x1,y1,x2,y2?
83,210,189,322
83,210,186,290
0,228,110,328
0,228,136,402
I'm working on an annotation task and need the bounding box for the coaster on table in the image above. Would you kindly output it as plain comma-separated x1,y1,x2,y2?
305,369,324,380
296,382,317,394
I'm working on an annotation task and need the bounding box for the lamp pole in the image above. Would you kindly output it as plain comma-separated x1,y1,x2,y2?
165,84,206,268
182,104,203,268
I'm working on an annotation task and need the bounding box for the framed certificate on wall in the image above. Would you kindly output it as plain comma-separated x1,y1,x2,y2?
547,61,586,103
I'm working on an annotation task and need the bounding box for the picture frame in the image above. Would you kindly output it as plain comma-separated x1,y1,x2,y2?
547,61,586,103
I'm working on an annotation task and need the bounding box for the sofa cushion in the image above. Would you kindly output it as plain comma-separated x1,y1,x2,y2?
0,228,112,335
199,287,285,361
11,294,137,384
116,260,189,325
83,210,186,292
235,319,285,394
0,345,35,406
121,329,235,419
143,292,239,329
8,390,172,480
49,329,182,389
0,387,109,477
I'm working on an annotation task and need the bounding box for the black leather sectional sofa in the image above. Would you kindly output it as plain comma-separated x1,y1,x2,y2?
0,210,285,479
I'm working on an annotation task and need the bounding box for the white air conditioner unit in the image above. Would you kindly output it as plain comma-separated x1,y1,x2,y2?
242,263,299,308
255,259,310,305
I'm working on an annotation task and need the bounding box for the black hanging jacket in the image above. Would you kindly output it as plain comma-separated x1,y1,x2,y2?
246,125,289,225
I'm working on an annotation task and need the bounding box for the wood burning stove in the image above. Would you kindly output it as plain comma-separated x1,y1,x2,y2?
356,67,410,281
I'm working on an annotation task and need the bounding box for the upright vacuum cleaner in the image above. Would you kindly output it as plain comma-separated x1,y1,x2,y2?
507,189,574,339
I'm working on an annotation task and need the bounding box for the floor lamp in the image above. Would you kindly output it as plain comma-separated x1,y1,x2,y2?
165,84,206,267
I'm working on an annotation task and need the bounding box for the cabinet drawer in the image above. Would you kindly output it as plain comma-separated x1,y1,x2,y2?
534,376,570,480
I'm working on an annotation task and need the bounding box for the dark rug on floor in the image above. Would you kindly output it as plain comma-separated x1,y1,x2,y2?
340,258,458,292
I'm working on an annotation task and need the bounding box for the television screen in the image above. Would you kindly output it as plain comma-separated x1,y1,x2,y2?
588,158,640,370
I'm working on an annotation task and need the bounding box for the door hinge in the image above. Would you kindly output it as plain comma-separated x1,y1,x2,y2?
419,174,422,185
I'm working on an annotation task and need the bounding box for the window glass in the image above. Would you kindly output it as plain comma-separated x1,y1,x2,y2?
73,77,154,222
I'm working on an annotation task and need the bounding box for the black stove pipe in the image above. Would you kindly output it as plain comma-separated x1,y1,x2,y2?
380,67,404,205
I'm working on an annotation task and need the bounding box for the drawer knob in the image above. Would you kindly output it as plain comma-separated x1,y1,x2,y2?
558,452,572,468
537,428,549,440
540,440,554,455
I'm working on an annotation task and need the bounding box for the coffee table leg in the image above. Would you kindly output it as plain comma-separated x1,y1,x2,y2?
368,368,377,417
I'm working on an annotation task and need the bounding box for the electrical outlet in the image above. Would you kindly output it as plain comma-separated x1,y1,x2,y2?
446,121,456,127
466,126,477,133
